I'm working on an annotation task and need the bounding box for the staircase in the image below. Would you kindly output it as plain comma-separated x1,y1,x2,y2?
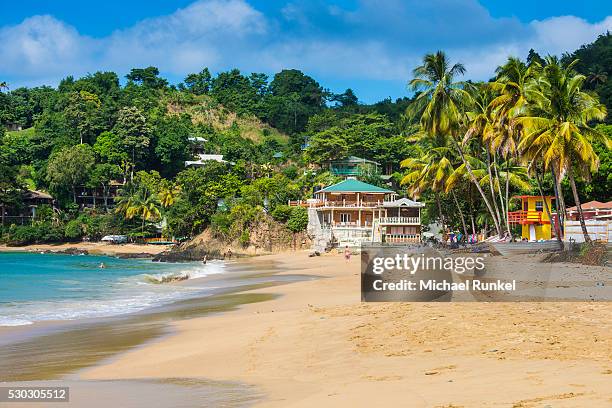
307,208,333,252
371,219,382,243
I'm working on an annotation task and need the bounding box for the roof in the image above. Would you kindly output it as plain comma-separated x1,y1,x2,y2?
512,195,555,200
567,200,612,211
382,197,425,208
24,190,53,200
272,152,284,158
317,179,394,194
331,156,381,166
188,136,207,142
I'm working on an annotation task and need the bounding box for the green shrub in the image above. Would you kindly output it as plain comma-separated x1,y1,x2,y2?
270,204,293,222
64,219,83,241
282,165,298,179
239,230,250,247
287,206,308,233
210,212,232,239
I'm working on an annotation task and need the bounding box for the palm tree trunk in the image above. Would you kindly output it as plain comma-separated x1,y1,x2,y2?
486,149,503,234
1,204,4,226
550,163,565,239
468,185,476,235
535,168,563,247
451,190,468,241
567,166,591,244
434,191,445,231
504,159,511,237
451,138,502,236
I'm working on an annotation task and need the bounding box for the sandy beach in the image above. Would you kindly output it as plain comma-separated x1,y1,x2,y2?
68,251,612,407
0,242,169,257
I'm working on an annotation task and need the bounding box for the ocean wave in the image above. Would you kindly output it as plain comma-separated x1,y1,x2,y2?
0,261,227,326
0,317,33,326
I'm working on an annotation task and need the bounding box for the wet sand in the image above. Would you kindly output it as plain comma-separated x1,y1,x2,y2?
0,259,313,382
2,251,611,407
81,251,612,407
0,242,169,257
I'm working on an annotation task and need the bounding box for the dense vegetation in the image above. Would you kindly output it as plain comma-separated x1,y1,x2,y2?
1,33,611,246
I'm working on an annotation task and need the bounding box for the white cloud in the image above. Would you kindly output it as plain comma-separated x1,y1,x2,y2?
530,15,612,55
1,0,610,99
0,15,97,77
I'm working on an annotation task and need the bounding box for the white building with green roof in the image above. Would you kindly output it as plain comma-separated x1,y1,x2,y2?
289,179,423,249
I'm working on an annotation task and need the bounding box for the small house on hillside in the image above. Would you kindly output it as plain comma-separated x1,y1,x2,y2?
185,136,226,166
328,156,380,178
1,190,55,225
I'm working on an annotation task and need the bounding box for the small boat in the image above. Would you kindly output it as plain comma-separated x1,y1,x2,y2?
490,240,562,256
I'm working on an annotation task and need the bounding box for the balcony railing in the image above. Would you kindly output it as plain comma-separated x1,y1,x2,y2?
508,210,550,224
324,221,372,228
379,217,420,225
288,199,387,208
384,234,420,243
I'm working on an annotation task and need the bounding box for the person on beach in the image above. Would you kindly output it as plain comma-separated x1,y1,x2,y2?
202,255,207,264
344,245,351,262
226,248,232,259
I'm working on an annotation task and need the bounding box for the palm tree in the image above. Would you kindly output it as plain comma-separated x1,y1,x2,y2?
158,181,180,208
489,57,562,240
116,186,161,235
464,82,505,233
401,142,469,239
408,51,503,237
520,57,609,243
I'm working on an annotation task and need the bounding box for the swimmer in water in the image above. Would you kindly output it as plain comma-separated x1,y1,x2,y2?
99,262,106,269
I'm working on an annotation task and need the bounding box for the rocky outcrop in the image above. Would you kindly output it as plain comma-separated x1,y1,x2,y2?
153,218,312,262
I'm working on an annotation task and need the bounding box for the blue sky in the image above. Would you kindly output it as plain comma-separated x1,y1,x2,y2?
2,1,611,103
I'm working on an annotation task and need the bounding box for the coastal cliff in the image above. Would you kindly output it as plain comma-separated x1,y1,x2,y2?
154,219,311,262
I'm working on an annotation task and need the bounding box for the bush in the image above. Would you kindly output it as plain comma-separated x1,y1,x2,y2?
4,223,65,246
64,219,83,241
6,225,38,246
270,204,293,222
282,165,299,179
210,212,232,239
287,206,308,233
239,230,250,247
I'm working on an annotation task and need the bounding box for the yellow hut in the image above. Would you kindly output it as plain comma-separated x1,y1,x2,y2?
508,196,556,241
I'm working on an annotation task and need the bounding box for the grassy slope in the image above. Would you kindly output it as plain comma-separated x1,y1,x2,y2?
164,93,289,145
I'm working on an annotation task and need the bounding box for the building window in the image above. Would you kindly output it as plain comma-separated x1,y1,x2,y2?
535,201,543,211
340,213,351,223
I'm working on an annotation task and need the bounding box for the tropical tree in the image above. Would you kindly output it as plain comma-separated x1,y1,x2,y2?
88,163,122,210
158,180,180,208
64,90,102,144
46,144,95,204
114,106,151,181
407,51,503,236
520,57,609,243
115,184,161,236
401,141,469,239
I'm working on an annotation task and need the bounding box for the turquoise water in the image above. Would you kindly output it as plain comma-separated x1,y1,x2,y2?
0,252,224,326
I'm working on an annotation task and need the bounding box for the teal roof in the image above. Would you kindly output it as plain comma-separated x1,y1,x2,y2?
318,179,394,194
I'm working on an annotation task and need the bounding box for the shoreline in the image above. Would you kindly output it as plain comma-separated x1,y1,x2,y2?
78,252,612,407
0,242,171,258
